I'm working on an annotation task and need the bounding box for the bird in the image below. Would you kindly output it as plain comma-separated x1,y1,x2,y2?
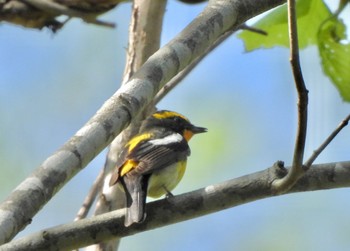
109,110,207,226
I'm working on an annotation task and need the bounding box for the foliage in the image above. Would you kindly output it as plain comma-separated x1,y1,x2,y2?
318,17,350,101
238,0,350,101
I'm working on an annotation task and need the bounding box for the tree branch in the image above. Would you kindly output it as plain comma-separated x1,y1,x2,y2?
304,114,350,168
1,160,349,250
74,169,105,221
272,0,308,193
0,0,286,244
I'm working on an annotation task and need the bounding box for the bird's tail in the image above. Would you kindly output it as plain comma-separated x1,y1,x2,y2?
122,175,147,227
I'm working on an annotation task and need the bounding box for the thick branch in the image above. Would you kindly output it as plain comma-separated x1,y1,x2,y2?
0,0,286,244
122,0,167,83
1,161,349,251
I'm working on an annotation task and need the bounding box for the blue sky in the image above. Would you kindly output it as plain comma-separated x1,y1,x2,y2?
1,1,350,250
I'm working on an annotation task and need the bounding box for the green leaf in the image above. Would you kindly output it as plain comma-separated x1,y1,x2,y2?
238,0,331,51
318,18,350,101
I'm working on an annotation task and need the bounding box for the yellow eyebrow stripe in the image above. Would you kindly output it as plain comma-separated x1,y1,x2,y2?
127,133,152,151
152,111,189,121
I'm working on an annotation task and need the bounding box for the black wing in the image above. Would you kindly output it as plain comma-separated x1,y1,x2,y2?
127,134,190,176
109,133,190,185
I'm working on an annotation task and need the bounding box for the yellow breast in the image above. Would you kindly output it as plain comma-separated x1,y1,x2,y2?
147,161,187,198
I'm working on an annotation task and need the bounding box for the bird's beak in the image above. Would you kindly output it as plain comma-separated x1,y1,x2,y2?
190,125,208,134
184,125,207,141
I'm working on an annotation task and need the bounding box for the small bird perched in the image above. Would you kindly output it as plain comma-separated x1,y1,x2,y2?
109,110,207,226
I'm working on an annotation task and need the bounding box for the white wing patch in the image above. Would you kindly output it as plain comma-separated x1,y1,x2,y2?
149,133,183,146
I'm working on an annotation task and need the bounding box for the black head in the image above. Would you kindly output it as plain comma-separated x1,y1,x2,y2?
141,110,207,139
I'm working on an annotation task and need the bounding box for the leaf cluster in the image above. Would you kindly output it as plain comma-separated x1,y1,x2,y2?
238,0,350,101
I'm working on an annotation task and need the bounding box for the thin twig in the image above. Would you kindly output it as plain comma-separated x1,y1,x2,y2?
334,0,348,16
239,24,268,36
304,114,350,168
74,169,105,221
272,0,308,193
288,0,308,172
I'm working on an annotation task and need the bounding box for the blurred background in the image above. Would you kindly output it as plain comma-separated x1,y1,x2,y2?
1,1,350,250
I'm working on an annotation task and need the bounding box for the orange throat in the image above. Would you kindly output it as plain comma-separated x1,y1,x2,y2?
183,129,194,141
